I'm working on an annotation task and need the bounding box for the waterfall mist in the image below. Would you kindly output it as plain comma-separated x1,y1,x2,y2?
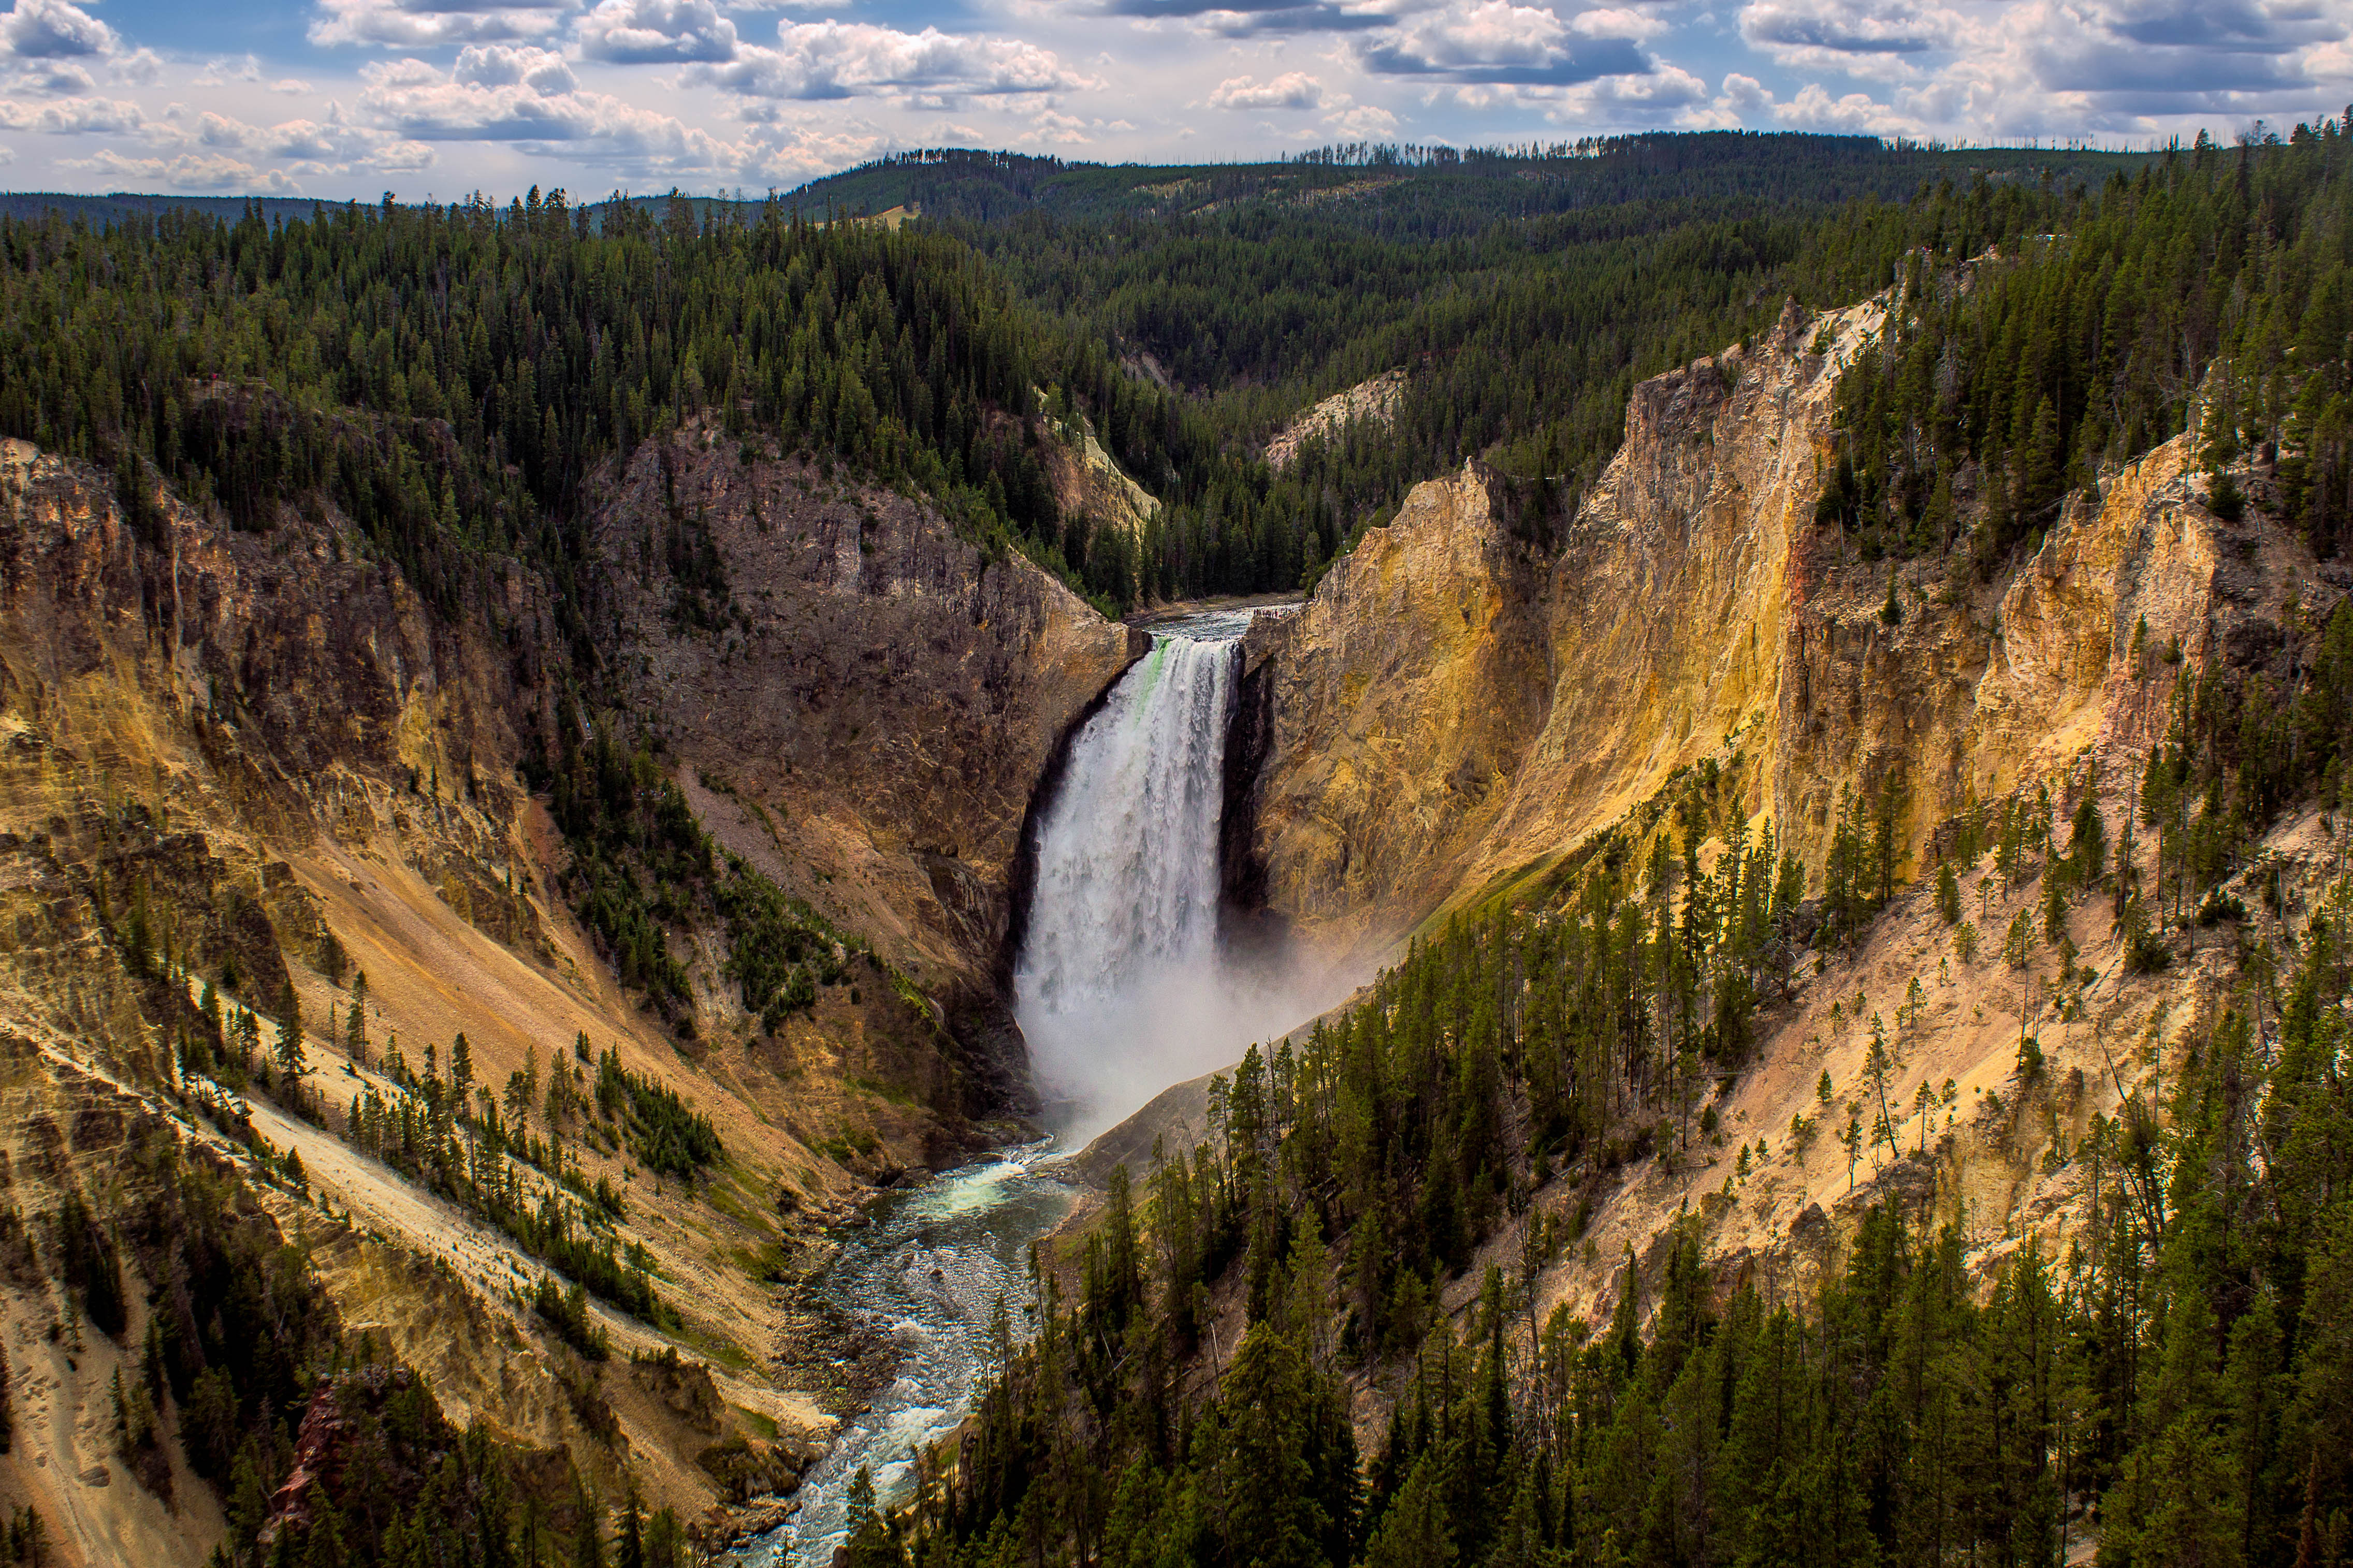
1014,609,1348,1144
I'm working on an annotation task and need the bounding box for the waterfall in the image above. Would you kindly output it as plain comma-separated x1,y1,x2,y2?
1014,609,1258,1138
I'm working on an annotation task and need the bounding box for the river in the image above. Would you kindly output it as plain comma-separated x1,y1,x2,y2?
747,1146,1079,1567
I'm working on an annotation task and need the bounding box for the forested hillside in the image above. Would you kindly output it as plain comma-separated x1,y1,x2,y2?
942,135,2145,599
0,133,2148,613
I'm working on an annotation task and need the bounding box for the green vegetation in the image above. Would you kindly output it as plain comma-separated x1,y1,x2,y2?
544,722,713,1015
20,123,2353,1568
22,1125,694,1568
1827,124,2353,570
715,858,850,1032
530,1274,612,1362
592,1046,723,1181
0,133,2149,631
898,801,2353,1568
896,352,2353,1563
348,1035,675,1329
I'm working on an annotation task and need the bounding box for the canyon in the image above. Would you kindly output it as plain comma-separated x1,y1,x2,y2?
0,277,2335,1563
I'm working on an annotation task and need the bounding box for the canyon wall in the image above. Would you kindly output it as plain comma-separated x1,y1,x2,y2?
0,427,1138,1563
1216,292,2341,1349
1238,297,2327,955
580,431,1141,1112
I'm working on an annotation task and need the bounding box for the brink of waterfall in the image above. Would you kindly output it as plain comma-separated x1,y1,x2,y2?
1015,607,1339,1140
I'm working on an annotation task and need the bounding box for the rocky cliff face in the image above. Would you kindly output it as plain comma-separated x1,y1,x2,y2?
1238,298,2329,949
1231,460,1549,943
1222,294,2342,1342
582,430,1141,1107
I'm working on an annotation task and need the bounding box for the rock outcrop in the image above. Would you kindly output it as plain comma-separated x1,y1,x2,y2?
1231,460,1549,939
1215,291,2343,1351
1265,369,1408,473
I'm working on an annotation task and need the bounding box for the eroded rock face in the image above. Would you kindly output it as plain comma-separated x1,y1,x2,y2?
1231,461,1549,950
0,436,551,968
582,433,1142,1099
1,424,1141,1125
1236,297,2328,948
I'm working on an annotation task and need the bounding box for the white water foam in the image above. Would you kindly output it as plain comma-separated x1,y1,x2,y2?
1014,608,1344,1140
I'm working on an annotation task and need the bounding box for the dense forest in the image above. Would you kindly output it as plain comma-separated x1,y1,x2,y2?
0,133,2147,620
1823,121,2353,568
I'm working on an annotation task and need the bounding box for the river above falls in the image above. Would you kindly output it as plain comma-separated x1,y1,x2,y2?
743,1148,1078,1568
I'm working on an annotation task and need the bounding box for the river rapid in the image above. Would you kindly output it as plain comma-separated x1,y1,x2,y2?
748,1147,1078,1567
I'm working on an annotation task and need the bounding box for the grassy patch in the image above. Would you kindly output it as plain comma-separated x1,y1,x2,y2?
727,1242,793,1281
678,1325,754,1372
731,1404,780,1441
850,1075,917,1108
705,1175,778,1236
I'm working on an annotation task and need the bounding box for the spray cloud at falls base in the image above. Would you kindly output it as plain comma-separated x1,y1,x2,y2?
1014,608,1346,1141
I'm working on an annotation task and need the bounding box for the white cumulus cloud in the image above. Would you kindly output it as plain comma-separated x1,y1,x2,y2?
693,20,1098,99
64,146,300,191
358,48,746,173
0,93,142,132
1208,69,1324,107
1,0,116,60
1359,0,1652,84
578,0,740,63
309,0,574,49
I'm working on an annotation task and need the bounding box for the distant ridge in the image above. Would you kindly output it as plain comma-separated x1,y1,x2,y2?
0,190,338,227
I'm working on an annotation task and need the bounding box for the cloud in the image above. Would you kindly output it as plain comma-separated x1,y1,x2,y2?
12,57,91,92
1701,70,1917,133
1716,68,1771,115
1208,69,1324,107
0,93,143,132
1,0,136,96
359,48,744,170
1738,0,1952,57
1017,105,1096,141
64,146,299,191
453,41,578,92
189,110,407,165
0,0,116,60
1770,78,1914,130
1573,5,1671,40
309,0,574,48
113,47,164,85
693,20,1097,98
1359,0,1649,82
2018,0,2322,97
1730,0,2345,129
1324,100,1399,131
1098,0,1399,35
578,0,739,63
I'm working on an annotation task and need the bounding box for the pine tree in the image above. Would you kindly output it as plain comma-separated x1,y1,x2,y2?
840,1468,900,1568
275,983,307,1084
344,972,368,1065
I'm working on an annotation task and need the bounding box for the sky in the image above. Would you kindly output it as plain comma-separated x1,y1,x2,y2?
0,0,2348,199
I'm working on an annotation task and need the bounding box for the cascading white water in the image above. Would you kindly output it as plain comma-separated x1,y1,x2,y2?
1018,626,1239,1005
1014,608,1279,1139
